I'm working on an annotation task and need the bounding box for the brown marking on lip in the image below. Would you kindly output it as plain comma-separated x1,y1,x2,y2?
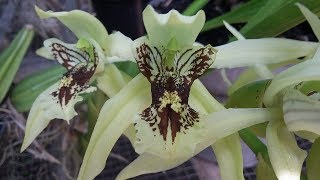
51,43,95,70
307,91,318,96
136,42,215,143
50,42,98,106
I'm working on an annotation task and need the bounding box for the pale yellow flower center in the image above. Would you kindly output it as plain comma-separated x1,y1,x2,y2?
159,91,182,113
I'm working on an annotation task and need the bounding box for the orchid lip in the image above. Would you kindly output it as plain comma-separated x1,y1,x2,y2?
45,39,99,107
133,36,216,149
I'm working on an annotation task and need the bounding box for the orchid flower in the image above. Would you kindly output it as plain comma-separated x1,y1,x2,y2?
21,6,134,151
77,5,281,180
259,3,320,180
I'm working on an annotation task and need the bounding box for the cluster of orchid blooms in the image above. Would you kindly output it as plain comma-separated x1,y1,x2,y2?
20,3,320,180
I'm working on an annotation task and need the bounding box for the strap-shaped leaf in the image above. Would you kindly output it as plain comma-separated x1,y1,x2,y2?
202,0,267,32
239,0,320,38
0,26,34,103
10,65,66,112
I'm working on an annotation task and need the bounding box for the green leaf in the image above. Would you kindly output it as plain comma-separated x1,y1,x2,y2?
307,138,320,180
239,0,320,38
80,89,108,155
182,0,209,16
239,128,269,161
299,80,320,94
0,26,34,103
114,61,140,78
202,0,267,32
10,65,66,112
226,79,271,108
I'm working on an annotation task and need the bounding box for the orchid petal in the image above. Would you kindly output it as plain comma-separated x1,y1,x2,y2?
296,3,320,40
105,31,134,60
256,154,277,180
266,119,307,180
143,5,205,50
96,64,132,97
77,74,150,180
213,38,317,69
264,58,320,106
36,46,54,60
223,20,245,40
283,89,320,136
228,61,295,95
21,81,95,152
115,108,280,179
200,108,281,145
115,153,187,180
295,131,319,143
223,21,274,80
35,6,108,48
212,133,244,180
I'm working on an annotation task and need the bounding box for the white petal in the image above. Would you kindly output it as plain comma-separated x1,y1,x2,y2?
105,31,134,60
266,119,307,180
96,64,131,97
116,108,280,179
264,58,320,106
213,38,317,69
35,6,108,48
143,5,205,50
77,74,150,180
296,3,320,40
21,82,95,151
212,133,245,180
116,153,188,180
35,46,54,60
283,89,320,136
223,21,245,40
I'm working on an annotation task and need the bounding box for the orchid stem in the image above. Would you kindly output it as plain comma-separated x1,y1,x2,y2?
182,0,209,16
239,128,270,165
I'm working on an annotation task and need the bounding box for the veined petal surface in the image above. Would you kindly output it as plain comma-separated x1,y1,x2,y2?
266,119,307,180
35,6,108,48
116,108,280,179
21,82,95,151
143,5,205,50
213,38,317,69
